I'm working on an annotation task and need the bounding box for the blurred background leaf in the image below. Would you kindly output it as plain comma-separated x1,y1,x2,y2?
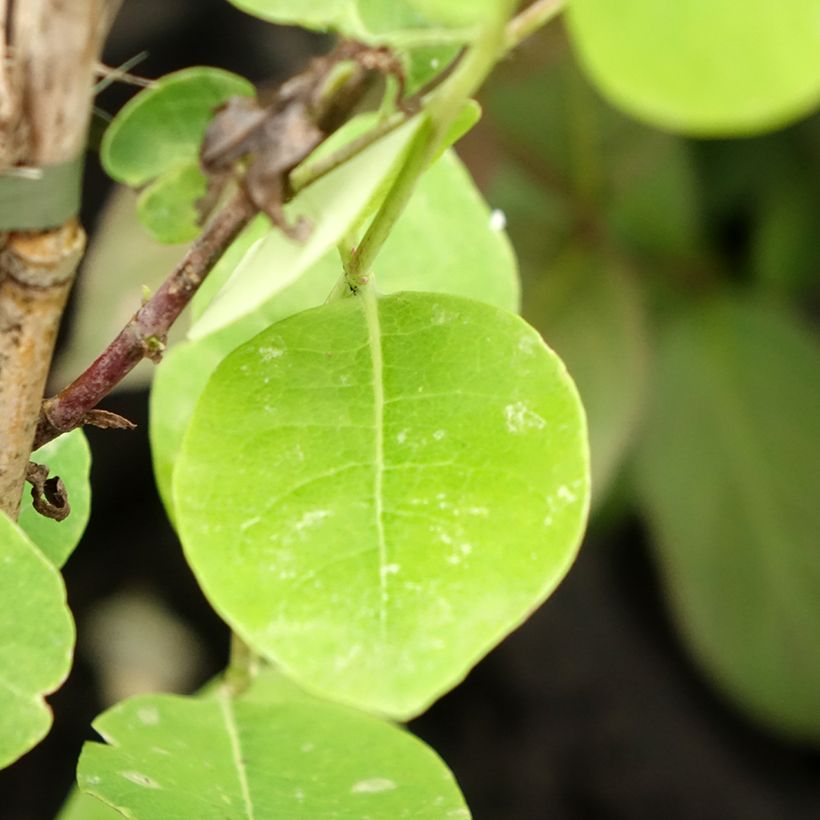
635,298,820,741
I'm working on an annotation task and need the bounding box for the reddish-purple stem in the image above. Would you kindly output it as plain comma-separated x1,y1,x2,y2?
33,190,257,449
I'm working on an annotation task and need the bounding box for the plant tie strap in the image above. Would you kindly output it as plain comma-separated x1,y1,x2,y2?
0,155,84,230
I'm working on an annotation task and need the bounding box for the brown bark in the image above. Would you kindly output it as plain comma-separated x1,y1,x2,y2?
0,0,121,518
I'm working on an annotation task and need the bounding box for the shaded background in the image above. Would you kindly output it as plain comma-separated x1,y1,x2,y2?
2,1,819,817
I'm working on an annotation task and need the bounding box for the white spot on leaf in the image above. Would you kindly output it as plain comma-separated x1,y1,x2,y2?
430,303,456,325
489,209,507,231
504,401,547,433
518,334,538,356
120,771,160,789
258,338,285,361
351,777,397,794
137,705,160,725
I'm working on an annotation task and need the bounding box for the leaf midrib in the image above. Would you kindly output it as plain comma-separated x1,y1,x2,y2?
362,288,389,642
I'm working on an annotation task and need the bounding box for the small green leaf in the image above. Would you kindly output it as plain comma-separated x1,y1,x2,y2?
174,291,588,717
101,67,254,186
151,150,519,520
635,298,820,740
136,161,208,244
566,0,820,135
0,514,75,769
77,672,470,818
18,429,91,567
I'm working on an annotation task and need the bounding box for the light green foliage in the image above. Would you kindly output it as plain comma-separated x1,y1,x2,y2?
77,671,470,818
101,67,253,242
173,291,589,717
566,0,820,135
151,150,519,519
18,429,91,567
530,249,647,507
635,298,820,740
0,514,75,769
136,161,208,244
189,115,427,340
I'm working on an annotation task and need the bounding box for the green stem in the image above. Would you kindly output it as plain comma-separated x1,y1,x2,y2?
293,1,565,203
344,3,517,289
225,632,258,696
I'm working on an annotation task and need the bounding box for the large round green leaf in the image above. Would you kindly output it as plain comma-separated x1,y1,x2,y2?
566,0,820,135
77,672,470,818
636,298,820,740
0,514,75,768
174,291,589,717
151,150,519,519
18,429,91,567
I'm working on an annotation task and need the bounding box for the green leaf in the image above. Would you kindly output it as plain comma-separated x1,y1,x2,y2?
101,67,254,186
0,514,75,769
225,0,474,46
77,672,470,818
189,114,428,340
173,291,589,717
18,429,91,567
136,161,208,244
404,0,504,28
151,150,519,520
635,298,820,740
530,248,647,508
566,0,820,135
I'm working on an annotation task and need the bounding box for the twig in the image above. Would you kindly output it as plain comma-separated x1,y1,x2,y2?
33,191,256,449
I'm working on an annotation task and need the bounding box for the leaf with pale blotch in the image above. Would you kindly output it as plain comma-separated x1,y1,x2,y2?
77,672,470,818
151,150,518,520
566,0,820,135
0,514,75,769
635,298,820,741
19,429,91,567
173,291,589,717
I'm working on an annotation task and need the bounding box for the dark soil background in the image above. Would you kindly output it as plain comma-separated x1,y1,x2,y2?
1,2,819,817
